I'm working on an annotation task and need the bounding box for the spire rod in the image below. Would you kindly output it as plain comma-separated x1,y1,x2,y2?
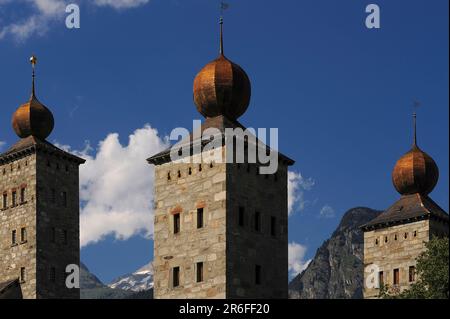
412,100,420,147
30,55,37,98
219,16,224,55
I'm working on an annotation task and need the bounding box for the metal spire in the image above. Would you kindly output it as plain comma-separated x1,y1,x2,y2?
219,2,229,56
30,55,37,98
412,100,421,147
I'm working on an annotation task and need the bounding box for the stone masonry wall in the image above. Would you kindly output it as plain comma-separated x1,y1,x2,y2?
226,162,289,299
363,220,429,298
153,149,227,299
35,151,80,299
0,153,37,299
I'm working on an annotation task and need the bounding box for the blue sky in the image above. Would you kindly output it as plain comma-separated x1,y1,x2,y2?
0,0,448,283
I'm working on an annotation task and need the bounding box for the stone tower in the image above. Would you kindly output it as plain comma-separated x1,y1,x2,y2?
361,113,449,298
0,57,85,299
147,19,294,299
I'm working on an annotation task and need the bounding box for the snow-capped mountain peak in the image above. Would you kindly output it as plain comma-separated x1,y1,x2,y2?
108,262,154,292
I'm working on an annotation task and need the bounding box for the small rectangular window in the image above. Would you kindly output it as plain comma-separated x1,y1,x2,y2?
409,266,416,282
173,267,180,288
62,192,67,207
21,227,27,242
238,207,245,227
270,216,276,236
196,262,204,283
2,193,7,209
255,265,262,285
174,213,180,234
20,267,26,283
393,268,400,285
197,208,204,229
50,267,56,282
20,188,26,203
11,230,17,245
12,191,17,206
379,271,384,287
254,211,261,232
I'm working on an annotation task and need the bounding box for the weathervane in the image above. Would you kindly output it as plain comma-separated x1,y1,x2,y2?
219,2,229,55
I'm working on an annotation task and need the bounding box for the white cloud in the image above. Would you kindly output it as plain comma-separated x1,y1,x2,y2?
0,140,5,151
62,125,169,247
94,0,149,10
0,0,150,41
319,205,335,219
287,171,314,216
288,242,311,278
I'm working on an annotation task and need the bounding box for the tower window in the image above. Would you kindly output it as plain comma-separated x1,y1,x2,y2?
393,268,400,285
21,227,27,243
197,208,204,229
196,262,204,283
394,234,398,241
2,193,7,209
63,230,68,245
167,172,171,181
384,236,388,243
12,190,17,206
375,238,379,245
413,231,417,237
255,265,262,285
238,207,245,227
173,213,180,234
379,271,384,287
188,167,192,175
11,230,17,245
209,162,213,168
177,170,181,178
20,187,26,203
270,216,276,236
254,211,261,232
172,267,180,288
409,266,416,282
51,227,56,243
404,233,408,239
20,267,26,283
62,191,68,207
198,164,202,172
50,267,56,282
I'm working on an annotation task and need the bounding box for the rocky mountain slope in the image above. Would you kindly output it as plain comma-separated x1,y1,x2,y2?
289,207,381,299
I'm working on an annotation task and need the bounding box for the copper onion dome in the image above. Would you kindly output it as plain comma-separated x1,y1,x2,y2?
12,56,54,140
193,18,251,120
392,113,439,195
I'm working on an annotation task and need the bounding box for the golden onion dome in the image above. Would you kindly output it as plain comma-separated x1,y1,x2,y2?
392,113,439,195
193,18,251,120
12,56,54,140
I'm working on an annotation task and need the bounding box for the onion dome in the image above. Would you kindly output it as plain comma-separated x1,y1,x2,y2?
12,56,54,140
193,18,251,120
392,113,439,195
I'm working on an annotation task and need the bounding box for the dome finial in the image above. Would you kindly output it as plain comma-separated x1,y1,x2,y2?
219,2,229,55
30,55,37,98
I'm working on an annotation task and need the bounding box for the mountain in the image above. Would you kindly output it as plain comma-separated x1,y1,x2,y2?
80,262,153,299
108,262,154,292
289,207,381,299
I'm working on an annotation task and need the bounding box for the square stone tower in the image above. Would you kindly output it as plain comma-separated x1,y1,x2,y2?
361,115,449,298
0,56,85,299
148,116,294,299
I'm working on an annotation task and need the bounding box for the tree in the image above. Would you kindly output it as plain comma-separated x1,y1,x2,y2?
380,236,449,299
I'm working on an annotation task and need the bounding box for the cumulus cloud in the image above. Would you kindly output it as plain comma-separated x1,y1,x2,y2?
288,242,311,278
319,205,335,219
287,171,314,216
0,0,150,41
94,0,149,9
60,125,169,247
